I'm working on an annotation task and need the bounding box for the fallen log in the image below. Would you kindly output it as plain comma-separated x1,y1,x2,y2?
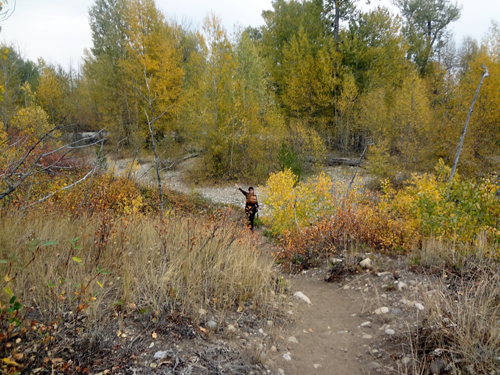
160,153,198,171
326,157,361,167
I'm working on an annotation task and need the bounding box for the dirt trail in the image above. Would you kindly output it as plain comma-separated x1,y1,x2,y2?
278,274,367,375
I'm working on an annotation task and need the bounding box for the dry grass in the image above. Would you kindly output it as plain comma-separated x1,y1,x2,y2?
404,239,500,374
0,211,282,326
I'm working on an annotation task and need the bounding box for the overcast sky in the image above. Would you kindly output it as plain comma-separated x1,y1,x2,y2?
2,0,498,68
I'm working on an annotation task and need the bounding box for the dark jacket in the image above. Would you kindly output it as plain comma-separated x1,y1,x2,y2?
238,188,259,213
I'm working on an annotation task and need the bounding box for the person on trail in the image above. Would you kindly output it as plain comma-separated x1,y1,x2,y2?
235,184,259,231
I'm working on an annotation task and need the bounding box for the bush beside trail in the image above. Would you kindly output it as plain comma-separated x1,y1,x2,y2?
261,164,500,271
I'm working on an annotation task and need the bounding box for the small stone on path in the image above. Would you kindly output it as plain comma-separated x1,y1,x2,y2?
287,336,299,343
374,307,389,314
385,329,395,335
293,291,311,304
361,321,371,327
360,258,372,269
398,282,408,291
414,303,424,310
207,320,217,329
367,362,381,370
313,364,322,369
362,334,373,339
283,352,291,361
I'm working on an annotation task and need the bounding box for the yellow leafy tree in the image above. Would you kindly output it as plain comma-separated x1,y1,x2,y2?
121,0,184,142
282,28,338,145
36,65,65,125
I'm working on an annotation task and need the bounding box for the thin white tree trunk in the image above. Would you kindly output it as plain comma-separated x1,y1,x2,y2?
449,64,489,182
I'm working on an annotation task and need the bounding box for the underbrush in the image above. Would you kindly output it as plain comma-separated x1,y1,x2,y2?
262,166,500,271
0,210,282,373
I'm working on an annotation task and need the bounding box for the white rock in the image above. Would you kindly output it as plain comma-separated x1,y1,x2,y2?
385,329,395,335
283,352,291,361
207,320,217,329
414,303,424,310
359,258,372,269
329,258,343,265
278,369,285,374
361,321,371,327
293,291,311,304
154,351,168,359
149,342,154,348
227,324,236,333
401,356,412,365
362,334,373,339
367,362,381,370
397,282,408,291
374,307,389,314
377,272,392,277
287,336,299,343
198,308,206,315
313,364,322,369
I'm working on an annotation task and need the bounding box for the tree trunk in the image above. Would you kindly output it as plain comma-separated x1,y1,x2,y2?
449,64,489,182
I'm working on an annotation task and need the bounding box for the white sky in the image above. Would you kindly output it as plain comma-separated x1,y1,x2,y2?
2,0,498,68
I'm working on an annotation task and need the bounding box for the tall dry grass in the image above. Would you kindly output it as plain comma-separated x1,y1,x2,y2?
0,211,281,325
407,238,500,374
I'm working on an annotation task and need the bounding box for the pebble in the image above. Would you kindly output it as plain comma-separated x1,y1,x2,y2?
377,272,392,277
154,351,168,359
293,291,311,304
259,328,265,335
398,282,408,291
414,303,425,310
430,358,445,374
362,334,373,339
198,308,206,315
270,346,277,353
329,258,343,265
374,307,389,314
227,324,236,333
287,336,299,343
283,353,291,361
149,342,154,348
207,320,217,329
361,321,371,327
367,362,381,370
313,364,321,369
267,320,273,327
360,258,372,269
401,356,412,365
385,329,395,335
278,369,285,375
150,363,157,368
391,308,402,315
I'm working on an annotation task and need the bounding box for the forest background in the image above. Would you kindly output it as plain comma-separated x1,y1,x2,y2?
2,0,500,183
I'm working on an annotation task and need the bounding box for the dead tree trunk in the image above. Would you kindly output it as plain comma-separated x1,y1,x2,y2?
449,64,489,182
